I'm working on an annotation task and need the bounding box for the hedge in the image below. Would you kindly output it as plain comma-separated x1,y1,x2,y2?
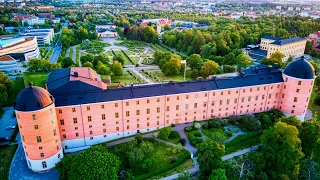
135,151,191,180
121,50,135,65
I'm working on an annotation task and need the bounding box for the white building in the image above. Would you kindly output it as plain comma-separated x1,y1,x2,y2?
52,18,60,24
0,55,19,75
21,16,46,26
20,28,54,46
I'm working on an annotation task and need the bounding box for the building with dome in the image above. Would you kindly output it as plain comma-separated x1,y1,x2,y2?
14,58,316,172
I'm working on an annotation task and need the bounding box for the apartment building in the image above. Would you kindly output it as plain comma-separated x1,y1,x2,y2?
20,28,54,46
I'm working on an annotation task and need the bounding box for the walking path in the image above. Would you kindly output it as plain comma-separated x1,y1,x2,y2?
222,145,259,161
223,125,247,143
71,45,77,62
131,69,153,83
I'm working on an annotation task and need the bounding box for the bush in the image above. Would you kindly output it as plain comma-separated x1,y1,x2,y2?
190,138,204,146
141,159,153,172
314,93,320,106
135,133,143,144
208,120,221,129
180,138,186,146
184,126,193,132
202,124,209,129
238,115,261,132
228,116,240,125
220,119,228,127
169,130,180,139
193,131,202,137
158,127,172,140
193,122,201,129
226,131,233,137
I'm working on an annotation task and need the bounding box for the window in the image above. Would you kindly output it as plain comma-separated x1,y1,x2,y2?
296,89,300,93
186,95,189,99
62,129,65,132
257,87,260,91
176,105,179,110
248,97,251,102
59,109,62,114
60,119,64,125
53,129,56,136
147,109,150,114
262,95,265,100
126,111,130,117
76,133,79,137
294,97,298,102
136,110,140,115
58,154,61,158
63,134,66,139
87,106,90,111
115,112,119,118
147,122,150,126
103,123,106,126
136,101,139,105
39,146,42,150
227,99,230,105
89,125,92,128
250,88,252,92
137,124,140,128
167,97,170,101
194,103,198,108
34,125,39,130
32,114,36,120
72,108,76,112
147,99,150,103
284,85,286,89
221,91,223,95
116,127,119,131
103,129,106,133
157,98,160,102
307,97,309,102
157,121,159,125
42,161,47,169
102,114,106,120
126,102,129,106
264,86,266,90
90,131,93,135
101,105,104,109
211,101,215,106
73,118,77,124
255,96,258,101
275,93,278,98
185,104,189,109
291,110,295,113
116,121,119,124
243,89,245,93
127,125,130,129
282,94,285,99
90,137,93,140
213,92,215,96
115,103,118,107
157,107,160,113
234,98,237,103
204,102,207,107
167,106,170,111
298,81,301,85
37,136,42,143
228,91,231,95
241,97,244,103
166,120,169,123
177,96,180,100
269,94,271,99
88,116,92,122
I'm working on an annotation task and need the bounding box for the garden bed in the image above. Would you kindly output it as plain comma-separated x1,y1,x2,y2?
202,128,231,143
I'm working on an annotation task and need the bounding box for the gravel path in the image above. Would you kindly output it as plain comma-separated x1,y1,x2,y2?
131,69,153,83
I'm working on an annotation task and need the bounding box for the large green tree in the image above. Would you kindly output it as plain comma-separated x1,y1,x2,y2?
186,54,202,70
299,119,320,159
201,60,220,78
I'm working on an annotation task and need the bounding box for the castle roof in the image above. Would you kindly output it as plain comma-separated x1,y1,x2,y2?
283,57,316,79
48,65,284,107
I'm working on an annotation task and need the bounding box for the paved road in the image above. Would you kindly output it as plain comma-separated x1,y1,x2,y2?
49,40,62,63
305,109,313,120
124,66,159,71
222,145,259,161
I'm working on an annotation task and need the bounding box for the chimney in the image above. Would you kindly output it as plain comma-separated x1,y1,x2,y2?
74,72,78,77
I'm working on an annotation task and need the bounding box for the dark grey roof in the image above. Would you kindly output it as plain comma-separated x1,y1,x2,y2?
283,57,315,79
271,37,305,46
48,65,284,107
14,83,53,111
261,36,283,41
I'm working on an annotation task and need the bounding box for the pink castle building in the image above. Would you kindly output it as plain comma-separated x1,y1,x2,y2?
14,58,315,172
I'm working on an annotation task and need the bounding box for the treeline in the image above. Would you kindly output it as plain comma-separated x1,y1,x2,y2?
61,27,98,49
121,25,159,44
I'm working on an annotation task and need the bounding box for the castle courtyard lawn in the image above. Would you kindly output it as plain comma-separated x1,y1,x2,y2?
23,72,48,88
108,138,188,177
0,145,17,179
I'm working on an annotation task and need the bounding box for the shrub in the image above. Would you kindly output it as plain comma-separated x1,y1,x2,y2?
184,126,193,132
190,138,204,146
226,131,233,137
171,123,176,127
158,127,172,140
193,131,202,137
220,119,228,127
228,116,240,125
135,133,143,144
208,120,221,129
314,93,320,106
180,138,186,146
141,159,153,172
193,122,201,129
238,115,261,132
202,124,209,129
169,130,180,139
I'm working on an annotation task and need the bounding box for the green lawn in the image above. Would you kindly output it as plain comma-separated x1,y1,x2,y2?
202,128,231,143
308,90,320,121
185,130,204,147
0,145,17,179
125,50,136,56
6,78,25,106
105,51,113,57
151,44,169,51
131,56,140,63
23,72,48,88
101,71,145,87
147,49,154,55
224,131,263,154
117,40,149,48
108,138,188,177
141,69,192,82
149,159,194,179
113,50,134,65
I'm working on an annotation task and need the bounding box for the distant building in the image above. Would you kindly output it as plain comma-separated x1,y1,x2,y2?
38,13,55,19
52,18,60,24
276,6,282,10
307,31,320,45
288,7,294,11
20,28,54,46
0,37,40,61
96,24,118,38
0,55,19,75
21,16,46,26
260,36,306,61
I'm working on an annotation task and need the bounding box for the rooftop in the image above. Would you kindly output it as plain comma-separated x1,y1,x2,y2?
0,55,14,62
47,65,284,107
0,37,25,48
271,37,306,46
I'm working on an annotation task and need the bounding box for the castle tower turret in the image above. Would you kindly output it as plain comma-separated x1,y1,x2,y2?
280,57,316,120
14,83,63,172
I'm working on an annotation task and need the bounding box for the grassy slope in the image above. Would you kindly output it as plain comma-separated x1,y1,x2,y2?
23,72,48,88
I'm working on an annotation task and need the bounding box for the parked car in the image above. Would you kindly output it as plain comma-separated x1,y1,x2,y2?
6,126,15,130
0,137,9,142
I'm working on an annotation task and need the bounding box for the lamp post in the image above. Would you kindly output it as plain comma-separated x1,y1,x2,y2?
181,60,186,81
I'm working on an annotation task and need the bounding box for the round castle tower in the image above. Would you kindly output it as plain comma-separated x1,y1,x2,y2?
281,57,316,121
14,83,63,172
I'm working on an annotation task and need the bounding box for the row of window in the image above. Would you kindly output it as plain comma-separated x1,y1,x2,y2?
28,153,61,169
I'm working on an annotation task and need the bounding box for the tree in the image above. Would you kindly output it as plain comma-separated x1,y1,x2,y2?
142,26,158,43
56,145,120,180
96,61,110,75
305,41,313,54
0,72,11,107
161,56,181,76
277,116,301,129
208,169,227,180
163,24,171,31
224,52,236,65
310,49,319,58
177,171,190,180
186,54,202,70
197,140,225,177
260,122,304,179
315,77,320,89
236,54,252,68
299,119,320,159
113,54,125,65
223,65,237,73
28,58,60,72
158,127,172,140
190,69,199,80
135,133,143,144
141,159,153,172
61,57,75,68
314,92,320,106
127,147,144,167
82,61,93,68
80,53,94,65
310,61,319,71
200,43,216,60
201,60,220,78
261,52,285,67
111,61,123,76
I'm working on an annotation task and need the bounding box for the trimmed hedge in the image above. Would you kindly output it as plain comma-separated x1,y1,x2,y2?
135,151,190,180
121,50,135,65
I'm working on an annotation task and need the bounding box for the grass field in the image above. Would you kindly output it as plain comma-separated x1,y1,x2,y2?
141,69,192,82
102,71,145,87
108,138,188,177
125,50,136,56
131,56,140,63
202,128,231,143
308,90,320,121
113,50,134,65
0,145,17,179
23,72,48,88
6,78,25,106
105,51,113,57
149,159,194,179
224,131,263,154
